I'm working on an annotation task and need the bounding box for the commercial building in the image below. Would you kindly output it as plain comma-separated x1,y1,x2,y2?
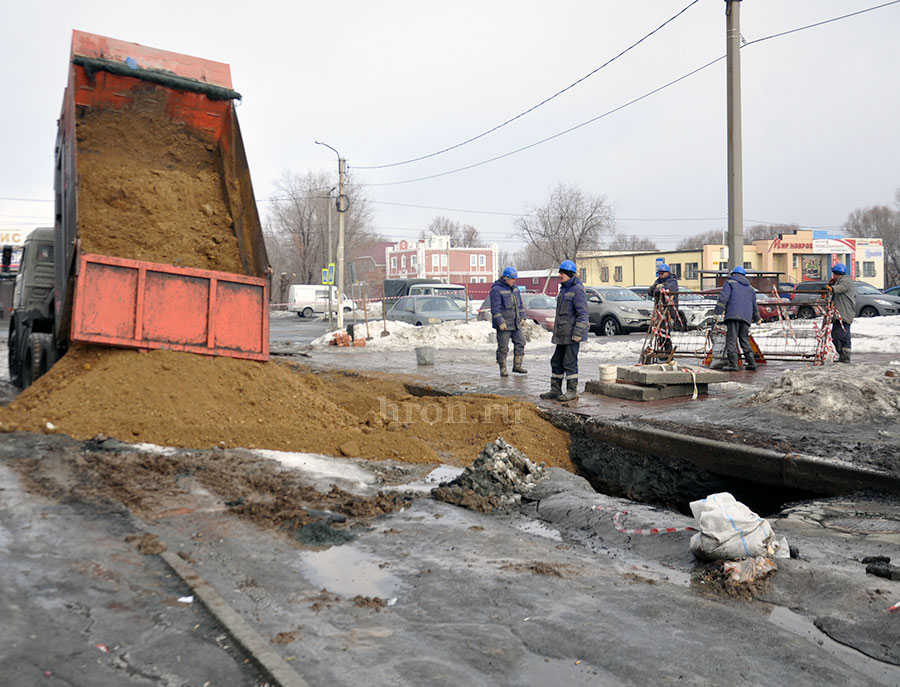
578,230,885,291
385,235,498,285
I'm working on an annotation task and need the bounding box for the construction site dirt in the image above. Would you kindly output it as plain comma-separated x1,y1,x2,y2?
1,331,899,685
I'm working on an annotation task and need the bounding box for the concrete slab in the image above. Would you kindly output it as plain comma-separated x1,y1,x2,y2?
584,380,708,401
616,364,730,385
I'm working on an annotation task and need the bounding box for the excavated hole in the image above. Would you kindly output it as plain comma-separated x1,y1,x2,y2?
556,414,822,517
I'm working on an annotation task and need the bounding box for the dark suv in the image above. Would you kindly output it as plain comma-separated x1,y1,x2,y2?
792,280,900,318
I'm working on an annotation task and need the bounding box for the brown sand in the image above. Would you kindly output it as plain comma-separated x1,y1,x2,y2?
0,344,573,470
76,104,243,273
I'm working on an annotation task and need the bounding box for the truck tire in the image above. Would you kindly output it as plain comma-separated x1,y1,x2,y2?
7,321,22,388
302,307,313,318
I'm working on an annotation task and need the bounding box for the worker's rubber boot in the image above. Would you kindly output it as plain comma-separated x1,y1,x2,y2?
512,355,527,374
557,377,578,402
540,376,563,400
498,355,508,377
839,348,851,363
744,351,757,371
721,353,738,372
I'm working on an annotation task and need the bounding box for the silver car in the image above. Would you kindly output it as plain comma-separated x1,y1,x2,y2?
385,295,469,326
585,286,652,336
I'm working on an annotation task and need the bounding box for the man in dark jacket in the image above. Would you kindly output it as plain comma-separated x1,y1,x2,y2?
647,263,682,329
490,266,527,377
541,260,589,401
826,263,855,363
713,266,761,371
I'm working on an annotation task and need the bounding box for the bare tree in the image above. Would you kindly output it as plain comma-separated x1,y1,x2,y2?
263,170,377,287
675,224,797,250
420,216,483,246
515,182,615,266
606,231,658,251
844,198,900,286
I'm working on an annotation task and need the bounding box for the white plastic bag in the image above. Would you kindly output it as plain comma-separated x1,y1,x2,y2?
689,492,775,560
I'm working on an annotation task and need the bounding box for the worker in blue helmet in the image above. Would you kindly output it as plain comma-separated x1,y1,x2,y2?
540,260,588,401
647,262,682,358
825,262,855,363
490,266,527,376
713,265,761,371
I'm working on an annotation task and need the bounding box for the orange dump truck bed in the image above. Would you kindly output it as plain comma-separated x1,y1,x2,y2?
56,31,269,361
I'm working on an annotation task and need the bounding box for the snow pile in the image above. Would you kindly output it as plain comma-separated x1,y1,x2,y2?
431,437,545,513
744,364,900,422
579,337,645,362
311,319,551,350
844,316,900,353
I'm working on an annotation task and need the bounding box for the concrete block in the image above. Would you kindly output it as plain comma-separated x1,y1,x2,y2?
615,365,729,386
584,380,708,401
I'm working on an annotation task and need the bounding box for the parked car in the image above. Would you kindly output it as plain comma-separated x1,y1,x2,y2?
476,292,556,331
703,287,797,322
584,286,652,336
385,295,468,326
792,281,900,319
884,285,900,298
628,285,717,329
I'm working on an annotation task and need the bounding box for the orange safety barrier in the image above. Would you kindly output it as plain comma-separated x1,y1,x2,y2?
71,253,268,361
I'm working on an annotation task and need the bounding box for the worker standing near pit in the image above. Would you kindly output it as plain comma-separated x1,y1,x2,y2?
648,263,681,329
712,265,761,371
490,267,527,377
826,263,855,363
540,260,589,401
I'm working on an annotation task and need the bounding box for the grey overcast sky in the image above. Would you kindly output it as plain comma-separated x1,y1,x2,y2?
1,0,898,251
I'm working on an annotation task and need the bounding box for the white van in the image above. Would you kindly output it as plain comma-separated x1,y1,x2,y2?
406,283,471,311
288,284,355,318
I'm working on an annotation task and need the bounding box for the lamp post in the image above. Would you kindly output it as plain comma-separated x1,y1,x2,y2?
315,141,347,330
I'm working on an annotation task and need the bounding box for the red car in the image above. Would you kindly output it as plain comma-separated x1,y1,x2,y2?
704,287,797,322
477,292,556,331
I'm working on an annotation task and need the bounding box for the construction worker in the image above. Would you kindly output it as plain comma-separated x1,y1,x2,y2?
490,266,527,377
541,260,589,401
713,265,761,371
825,263,855,363
647,263,681,327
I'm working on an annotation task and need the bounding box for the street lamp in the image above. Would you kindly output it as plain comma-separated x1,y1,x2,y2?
315,141,348,330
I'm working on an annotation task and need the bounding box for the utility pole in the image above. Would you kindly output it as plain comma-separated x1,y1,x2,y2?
315,141,348,330
725,0,744,270
326,187,335,329
336,156,347,330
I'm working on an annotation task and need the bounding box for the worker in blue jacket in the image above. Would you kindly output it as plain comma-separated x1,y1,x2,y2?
541,260,589,401
713,265,761,371
490,267,527,377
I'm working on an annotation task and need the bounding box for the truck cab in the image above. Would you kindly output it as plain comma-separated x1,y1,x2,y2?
8,227,57,387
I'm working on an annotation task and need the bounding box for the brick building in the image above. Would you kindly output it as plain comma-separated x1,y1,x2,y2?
385,235,498,285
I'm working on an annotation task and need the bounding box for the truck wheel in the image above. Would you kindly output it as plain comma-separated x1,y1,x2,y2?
21,335,39,389
302,307,313,318
7,322,22,388
601,316,621,337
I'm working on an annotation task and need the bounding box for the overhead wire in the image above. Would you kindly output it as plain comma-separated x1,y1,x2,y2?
355,0,900,188
351,0,702,170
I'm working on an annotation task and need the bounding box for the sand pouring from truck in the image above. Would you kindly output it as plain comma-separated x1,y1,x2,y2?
7,31,270,388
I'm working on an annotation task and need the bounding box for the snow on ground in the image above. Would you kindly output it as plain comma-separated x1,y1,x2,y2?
744,363,900,422
842,315,900,353
311,319,552,350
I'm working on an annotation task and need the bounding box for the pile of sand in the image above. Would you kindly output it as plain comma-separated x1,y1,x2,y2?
76,104,243,273
0,344,573,469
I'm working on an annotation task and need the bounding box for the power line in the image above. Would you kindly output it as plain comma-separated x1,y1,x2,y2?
356,0,900,188
351,0,702,170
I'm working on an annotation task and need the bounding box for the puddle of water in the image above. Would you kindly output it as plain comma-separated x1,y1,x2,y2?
768,606,900,686
297,546,402,599
514,519,563,541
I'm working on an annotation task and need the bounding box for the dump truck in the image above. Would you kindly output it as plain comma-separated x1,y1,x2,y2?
7,31,270,388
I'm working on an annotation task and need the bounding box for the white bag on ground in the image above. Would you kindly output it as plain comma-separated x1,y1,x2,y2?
689,492,775,560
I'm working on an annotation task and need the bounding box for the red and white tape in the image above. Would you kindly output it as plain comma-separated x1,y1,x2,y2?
889,600,900,613
591,505,697,535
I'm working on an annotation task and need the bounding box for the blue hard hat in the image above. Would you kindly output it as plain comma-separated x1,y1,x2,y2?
502,266,518,279
559,260,577,273
657,263,670,273
832,263,847,274
731,265,746,275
